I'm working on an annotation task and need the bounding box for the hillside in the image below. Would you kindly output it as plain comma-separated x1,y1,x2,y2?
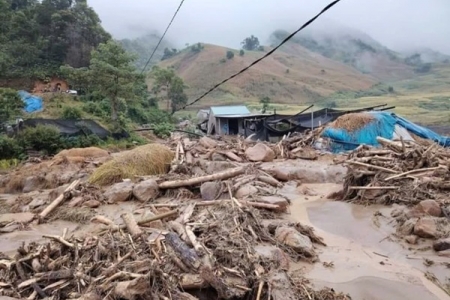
156,43,376,110
270,29,415,81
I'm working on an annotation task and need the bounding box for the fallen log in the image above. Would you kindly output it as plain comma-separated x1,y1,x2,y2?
121,213,143,236
159,167,246,189
39,179,80,219
165,232,200,269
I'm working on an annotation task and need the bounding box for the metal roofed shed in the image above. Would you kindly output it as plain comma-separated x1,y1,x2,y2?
207,105,256,135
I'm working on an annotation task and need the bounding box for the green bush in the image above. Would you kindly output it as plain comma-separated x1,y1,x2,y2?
127,106,173,125
153,122,174,138
226,50,234,59
0,135,23,160
239,49,245,56
82,101,107,118
62,106,83,119
17,125,62,155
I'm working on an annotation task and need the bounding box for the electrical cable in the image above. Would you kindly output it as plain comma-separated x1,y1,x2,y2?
179,0,342,111
140,0,185,75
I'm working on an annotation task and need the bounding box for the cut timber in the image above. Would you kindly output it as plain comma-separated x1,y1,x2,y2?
39,179,80,219
348,186,399,190
258,175,282,187
121,213,143,236
376,137,404,151
384,167,442,181
180,273,208,289
159,167,246,189
165,232,200,269
346,160,398,174
218,151,243,162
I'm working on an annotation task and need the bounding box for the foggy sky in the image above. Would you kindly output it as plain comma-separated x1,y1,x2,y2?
88,0,450,54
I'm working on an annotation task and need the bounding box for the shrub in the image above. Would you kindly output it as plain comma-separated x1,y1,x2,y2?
226,50,234,59
82,101,107,118
62,106,83,119
220,58,227,63
0,135,23,160
17,125,62,155
239,49,245,56
258,46,265,51
153,122,174,138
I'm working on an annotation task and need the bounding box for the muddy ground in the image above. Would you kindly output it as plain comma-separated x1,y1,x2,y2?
0,149,449,300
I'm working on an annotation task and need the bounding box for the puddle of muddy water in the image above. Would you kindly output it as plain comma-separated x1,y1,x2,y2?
284,183,450,300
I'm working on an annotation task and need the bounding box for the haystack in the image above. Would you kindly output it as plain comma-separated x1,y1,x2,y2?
329,112,375,132
89,144,174,186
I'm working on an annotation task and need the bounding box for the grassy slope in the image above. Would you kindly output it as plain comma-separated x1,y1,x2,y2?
322,63,450,125
158,44,376,110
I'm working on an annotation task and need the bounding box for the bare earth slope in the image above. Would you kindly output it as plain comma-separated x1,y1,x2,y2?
157,44,376,109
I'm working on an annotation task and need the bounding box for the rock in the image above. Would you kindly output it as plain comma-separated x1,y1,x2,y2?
269,272,297,300
211,153,226,161
104,181,134,203
22,176,44,193
407,200,442,218
433,238,450,252
139,211,163,229
68,196,84,207
391,207,406,218
0,212,34,225
235,185,258,199
132,179,159,202
275,226,314,257
254,245,290,270
259,196,289,212
200,182,222,201
245,143,275,162
405,235,418,244
199,136,218,149
413,218,438,238
28,196,46,209
397,218,418,235
83,200,101,208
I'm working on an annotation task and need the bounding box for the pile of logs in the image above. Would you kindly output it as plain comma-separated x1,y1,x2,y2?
0,202,348,300
340,137,450,205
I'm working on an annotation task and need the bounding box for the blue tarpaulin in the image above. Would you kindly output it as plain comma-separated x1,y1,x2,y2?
18,90,43,113
321,111,450,152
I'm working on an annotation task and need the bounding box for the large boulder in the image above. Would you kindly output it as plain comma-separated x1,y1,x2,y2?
235,185,258,199
397,218,418,236
413,217,438,238
104,181,134,203
245,143,275,162
133,179,159,202
407,200,442,218
275,226,314,257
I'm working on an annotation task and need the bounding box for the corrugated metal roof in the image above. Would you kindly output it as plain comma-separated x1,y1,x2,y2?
210,105,250,116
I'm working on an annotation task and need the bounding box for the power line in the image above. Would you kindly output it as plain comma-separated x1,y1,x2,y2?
180,0,342,111
140,0,185,75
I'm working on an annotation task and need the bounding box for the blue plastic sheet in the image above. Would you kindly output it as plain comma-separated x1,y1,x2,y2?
321,111,450,153
18,90,43,113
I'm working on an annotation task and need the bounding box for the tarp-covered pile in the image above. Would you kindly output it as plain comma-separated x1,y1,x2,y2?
321,111,450,153
18,91,43,113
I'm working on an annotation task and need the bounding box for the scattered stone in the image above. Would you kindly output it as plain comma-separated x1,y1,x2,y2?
139,211,164,229
104,181,134,203
413,218,438,238
275,226,314,257
405,235,418,245
391,207,405,218
397,218,418,235
211,153,226,161
259,196,289,212
200,182,222,201
269,272,297,300
28,197,46,210
83,200,101,208
199,137,218,149
245,143,275,162
407,200,442,218
235,185,258,199
433,238,450,252
254,245,290,270
132,179,159,202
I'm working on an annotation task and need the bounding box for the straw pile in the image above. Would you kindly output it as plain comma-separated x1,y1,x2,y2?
54,147,110,160
337,136,450,205
89,144,174,186
0,203,349,300
329,113,375,132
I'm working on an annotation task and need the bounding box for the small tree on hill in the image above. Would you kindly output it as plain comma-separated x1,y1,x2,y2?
260,96,271,113
241,35,260,51
0,88,24,123
239,49,245,56
226,50,234,59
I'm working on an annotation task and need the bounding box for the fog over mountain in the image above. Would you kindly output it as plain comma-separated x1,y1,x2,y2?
88,0,450,55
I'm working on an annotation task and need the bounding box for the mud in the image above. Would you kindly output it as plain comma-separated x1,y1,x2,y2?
284,182,450,300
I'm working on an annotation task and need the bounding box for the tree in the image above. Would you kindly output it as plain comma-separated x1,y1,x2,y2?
226,50,234,60
260,96,270,114
239,49,245,56
151,66,188,115
0,88,24,123
89,40,138,129
241,35,260,51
